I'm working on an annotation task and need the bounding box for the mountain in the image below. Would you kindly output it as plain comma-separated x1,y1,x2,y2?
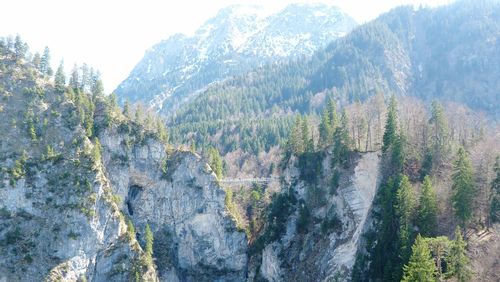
114,3,357,115
168,0,500,164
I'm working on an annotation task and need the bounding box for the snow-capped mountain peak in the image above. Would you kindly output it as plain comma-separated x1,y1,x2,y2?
115,3,357,114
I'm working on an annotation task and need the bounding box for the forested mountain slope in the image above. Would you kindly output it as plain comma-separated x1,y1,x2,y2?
114,3,356,115
169,0,500,165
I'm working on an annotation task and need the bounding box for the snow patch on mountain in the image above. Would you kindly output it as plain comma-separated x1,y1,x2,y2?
114,3,357,114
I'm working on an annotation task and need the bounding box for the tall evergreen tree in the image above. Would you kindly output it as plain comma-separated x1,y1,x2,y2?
319,107,332,147
327,98,339,130
333,110,350,167
382,95,398,153
91,71,104,99
208,147,223,179
32,52,41,70
418,176,438,236
451,147,474,226
14,35,27,62
40,46,52,76
446,226,471,282
69,64,80,90
301,116,313,152
425,236,452,280
429,101,449,167
80,63,90,91
289,116,304,155
54,60,66,91
401,234,437,282
391,132,406,175
123,100,131,118
395,175,417,276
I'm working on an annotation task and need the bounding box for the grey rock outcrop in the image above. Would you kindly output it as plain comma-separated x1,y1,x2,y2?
100,127,248,281
257,151,380,282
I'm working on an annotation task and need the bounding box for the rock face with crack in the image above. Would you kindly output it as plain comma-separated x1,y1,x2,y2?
100,127,248,281
257,151,381,282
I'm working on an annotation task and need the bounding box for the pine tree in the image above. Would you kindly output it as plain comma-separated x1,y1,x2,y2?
401,234,437,282
382,95,398,153
333,110,350,167
156,119,168,143
396,176,417,227
91,137,102,164
429,101,449,167
134,104,144,123
446,226,471,282
208,147,223,179
319,108,332,147
451,147,474,226
123,100,131,118
40,46,52,76
301,116,313,152
144,223,154,262
54,60,66,91
69,64,80,90
127,219,136,242
391,132,405,174
289,116,304,155
425,236,452,280
490,156,500,224
14,35,27,62
91,71,104,99
395,175,417,272
32,52,41,70
80,63,90,91
327,98,339,130
418,176,438,236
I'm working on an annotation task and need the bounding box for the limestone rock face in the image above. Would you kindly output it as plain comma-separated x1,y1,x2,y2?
257,152,381,282
100,127,248,281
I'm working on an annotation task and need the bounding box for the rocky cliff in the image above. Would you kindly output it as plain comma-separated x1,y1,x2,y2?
0,54,247,281
250,151,381,282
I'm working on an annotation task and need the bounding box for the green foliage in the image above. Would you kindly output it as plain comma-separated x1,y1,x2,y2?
225,189,245,232
207,146,223,179
144,224,154,262
332,110,351,167
91,137,102,165
289,116,305,155
40,46,52,76
382,96,398,153
14,35,27,62
424,236,452,280
251,191,296,254
10,151,28,181
395,175,417,277
446,227,471,282
28,122,37,141
428,101,449,168
54,60,66,92
451,147,474,226
417,176,438,236
490,156,500,223
401,234,437,282
161,158,168,178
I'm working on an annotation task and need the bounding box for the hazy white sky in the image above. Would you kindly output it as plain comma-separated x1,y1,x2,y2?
0,0,453,92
